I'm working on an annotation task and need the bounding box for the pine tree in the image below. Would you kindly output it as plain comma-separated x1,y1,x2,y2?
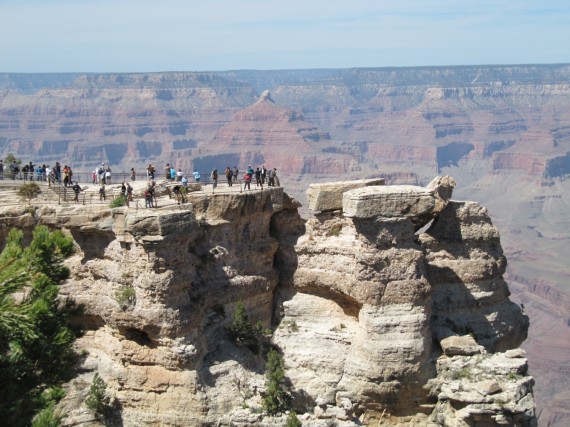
262,349,291,415
0,226,78,427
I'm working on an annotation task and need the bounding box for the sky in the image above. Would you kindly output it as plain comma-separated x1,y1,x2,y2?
1,0,569,73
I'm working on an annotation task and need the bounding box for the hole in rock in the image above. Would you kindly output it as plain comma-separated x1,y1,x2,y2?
124,328,154,347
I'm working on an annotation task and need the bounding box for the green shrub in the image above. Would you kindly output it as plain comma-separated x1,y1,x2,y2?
31,403,62,427
286,410,302,427
85,374,111,417
0,226,78,427
228,301,261,354
18,182,41,202
262,349,291,415
326,223,342,237
115,285,135,309
109,195,126,208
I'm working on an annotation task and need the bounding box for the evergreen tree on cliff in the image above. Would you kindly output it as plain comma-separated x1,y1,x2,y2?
0,226,79,426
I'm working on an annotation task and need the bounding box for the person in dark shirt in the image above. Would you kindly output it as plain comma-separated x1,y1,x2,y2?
72,183,82,203
255,167,263,189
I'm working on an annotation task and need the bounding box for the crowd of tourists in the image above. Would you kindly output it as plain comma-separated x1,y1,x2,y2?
1,157,281,209
0,159,54,182
143,163,279,192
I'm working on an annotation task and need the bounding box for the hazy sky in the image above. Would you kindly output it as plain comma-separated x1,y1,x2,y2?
1,0,569,73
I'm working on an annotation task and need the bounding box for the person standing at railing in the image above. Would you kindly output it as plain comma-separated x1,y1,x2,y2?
255,167,263,189
192,169,201,183
147,164,155,180
130,168,136,181
105,166,112,184
0,160,4,179
54,162,61,183
211,168,218,189
22,163,29,181
165,163,171,181
225,166,233,186
243,171,252,190
63,165,70,186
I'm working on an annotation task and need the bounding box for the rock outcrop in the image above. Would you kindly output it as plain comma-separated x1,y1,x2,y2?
0,178,535,426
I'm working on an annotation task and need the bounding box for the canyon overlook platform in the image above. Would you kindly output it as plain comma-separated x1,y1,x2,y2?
0,177,536,426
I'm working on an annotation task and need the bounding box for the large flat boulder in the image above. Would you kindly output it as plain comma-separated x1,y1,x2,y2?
306,178,384,212
342,176,455,228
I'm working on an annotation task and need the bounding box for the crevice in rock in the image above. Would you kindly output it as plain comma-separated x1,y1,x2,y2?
122,328,155,348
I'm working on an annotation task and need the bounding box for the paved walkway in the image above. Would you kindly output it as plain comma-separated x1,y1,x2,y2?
0,177,278,208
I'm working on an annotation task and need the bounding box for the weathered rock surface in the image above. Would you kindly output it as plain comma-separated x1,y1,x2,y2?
440,335,484,356
0,178,535,426
419,201,529,352
342,175,455,228
428,352,536,426
306,178,385,212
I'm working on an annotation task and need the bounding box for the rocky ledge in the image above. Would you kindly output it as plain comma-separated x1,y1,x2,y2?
0,177,536,426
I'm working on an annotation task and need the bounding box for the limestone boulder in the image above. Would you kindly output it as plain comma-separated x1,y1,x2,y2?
306,178,384,212
440,335,484,356
342,175,455,228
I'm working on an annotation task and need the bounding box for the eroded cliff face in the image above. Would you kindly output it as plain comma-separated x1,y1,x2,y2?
0,179,535,426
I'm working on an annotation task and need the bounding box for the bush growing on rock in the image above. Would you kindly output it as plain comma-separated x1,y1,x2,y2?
18,182,41,202
0,226,79,427
262,349,291,415
286,410,302,427
85,373,112,418
109,195,126,208
228,301,268,354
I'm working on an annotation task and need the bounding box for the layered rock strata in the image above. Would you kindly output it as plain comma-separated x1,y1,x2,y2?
0,178,535,426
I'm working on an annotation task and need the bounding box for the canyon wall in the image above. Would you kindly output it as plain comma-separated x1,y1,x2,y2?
0,180,536,426
1,65,569,424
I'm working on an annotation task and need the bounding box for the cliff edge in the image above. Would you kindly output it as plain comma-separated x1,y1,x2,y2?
0,178,536,426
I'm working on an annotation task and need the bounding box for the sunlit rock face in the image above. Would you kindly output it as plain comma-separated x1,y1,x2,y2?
0,178,535,426
273,178,533,425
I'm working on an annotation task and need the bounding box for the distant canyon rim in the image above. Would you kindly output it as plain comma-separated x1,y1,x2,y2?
1,64,569,426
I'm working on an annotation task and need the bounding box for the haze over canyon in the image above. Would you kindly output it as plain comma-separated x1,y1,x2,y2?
1,64,569,425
